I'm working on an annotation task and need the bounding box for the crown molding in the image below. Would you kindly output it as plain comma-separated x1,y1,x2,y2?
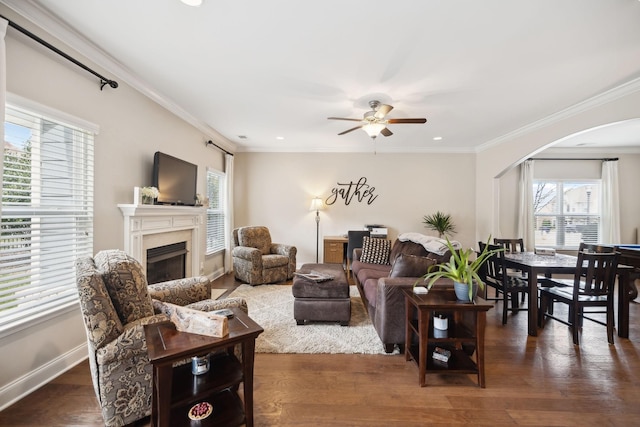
476,77,640,153
1,0,237,154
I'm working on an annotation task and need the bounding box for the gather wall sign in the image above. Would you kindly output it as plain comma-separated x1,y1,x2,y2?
325,177,378,206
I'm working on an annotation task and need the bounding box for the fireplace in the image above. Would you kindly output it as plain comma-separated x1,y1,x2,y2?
118,204,207,279
146,241,187,284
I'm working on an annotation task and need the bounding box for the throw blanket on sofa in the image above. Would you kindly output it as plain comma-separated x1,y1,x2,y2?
397,232,462,256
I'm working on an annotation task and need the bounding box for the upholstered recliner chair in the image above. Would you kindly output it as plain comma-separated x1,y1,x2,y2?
75,249,247,427
232,226,297,285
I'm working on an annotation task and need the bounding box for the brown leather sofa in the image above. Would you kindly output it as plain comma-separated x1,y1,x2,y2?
352,238,451,353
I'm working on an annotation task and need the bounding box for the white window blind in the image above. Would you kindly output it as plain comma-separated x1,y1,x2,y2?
1,104,94,330
206,168,225,254
533,180,600,249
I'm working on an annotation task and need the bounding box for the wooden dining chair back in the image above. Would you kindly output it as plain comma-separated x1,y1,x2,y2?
479,242,528,324
494,238,525,253
539,250,620,345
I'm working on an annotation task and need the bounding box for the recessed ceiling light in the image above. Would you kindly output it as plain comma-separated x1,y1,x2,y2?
276,136,285,140
180,0,203,6
433,136,443,141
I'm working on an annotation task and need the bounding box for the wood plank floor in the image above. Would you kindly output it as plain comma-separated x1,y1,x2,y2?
1,274,639,426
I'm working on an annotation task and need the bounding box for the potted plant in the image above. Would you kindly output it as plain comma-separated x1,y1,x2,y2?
422,211,456,238
415,236,503,301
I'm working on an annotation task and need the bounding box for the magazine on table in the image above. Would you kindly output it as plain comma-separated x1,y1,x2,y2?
293,271,334,282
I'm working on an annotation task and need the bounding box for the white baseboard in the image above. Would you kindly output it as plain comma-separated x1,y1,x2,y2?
0,343,88,411
208,267,225,281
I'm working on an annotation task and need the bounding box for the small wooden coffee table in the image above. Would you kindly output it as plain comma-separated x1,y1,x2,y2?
402,287,492,388
144,308,263,427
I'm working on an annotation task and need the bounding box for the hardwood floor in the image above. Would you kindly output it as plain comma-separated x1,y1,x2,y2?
1,274,640,426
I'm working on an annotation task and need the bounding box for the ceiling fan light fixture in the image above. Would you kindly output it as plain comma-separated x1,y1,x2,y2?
362,122,386,138
180,0,203,6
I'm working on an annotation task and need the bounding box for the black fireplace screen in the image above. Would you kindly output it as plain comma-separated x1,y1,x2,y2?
146,242,187,284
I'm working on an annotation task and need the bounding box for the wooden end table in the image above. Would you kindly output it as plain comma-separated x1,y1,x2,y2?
402,287,493,388
144,307,263,427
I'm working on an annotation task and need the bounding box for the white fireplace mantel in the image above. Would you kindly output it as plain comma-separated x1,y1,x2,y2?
118,204,207,277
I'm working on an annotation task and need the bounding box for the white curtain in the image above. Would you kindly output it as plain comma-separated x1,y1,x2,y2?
224,153,235,273
1,18,7,209
517,160,535,251
601,160,620,244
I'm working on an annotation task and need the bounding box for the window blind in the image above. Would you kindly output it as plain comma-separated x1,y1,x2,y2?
1,104,94,330
206,168,225,254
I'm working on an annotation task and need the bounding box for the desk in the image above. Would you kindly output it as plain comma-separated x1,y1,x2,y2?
144,308,263,427
503,252,578,336
323,235,348,264
615,245,640,338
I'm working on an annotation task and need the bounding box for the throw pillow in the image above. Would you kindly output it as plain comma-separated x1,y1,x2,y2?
389,253,437,278
360,236,391,265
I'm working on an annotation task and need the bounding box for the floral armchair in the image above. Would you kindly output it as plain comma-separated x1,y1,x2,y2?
232,226,297,285
75,249,246,427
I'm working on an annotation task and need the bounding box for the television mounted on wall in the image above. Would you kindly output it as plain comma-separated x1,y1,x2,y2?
152,151,198,206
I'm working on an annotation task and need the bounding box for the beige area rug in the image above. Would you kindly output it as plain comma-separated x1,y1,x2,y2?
228,283,398,355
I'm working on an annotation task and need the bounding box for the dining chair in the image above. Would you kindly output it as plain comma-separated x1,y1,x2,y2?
494,238,527,303
346,230,370,280
493,238,525,253
538,250,619,345
478,242,529,325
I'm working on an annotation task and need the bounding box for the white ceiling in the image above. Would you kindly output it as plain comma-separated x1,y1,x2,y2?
6,0,640,153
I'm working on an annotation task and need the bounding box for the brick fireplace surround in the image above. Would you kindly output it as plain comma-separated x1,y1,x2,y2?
118,204,207,278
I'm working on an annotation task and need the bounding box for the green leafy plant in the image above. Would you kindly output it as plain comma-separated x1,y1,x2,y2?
422,211,456,238
415,236,503,300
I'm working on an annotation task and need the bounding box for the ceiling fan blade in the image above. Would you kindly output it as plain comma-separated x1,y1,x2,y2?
338,126,362,135
328,117,362,122
374,104,393,119
387,118,427,124
381,127,393,137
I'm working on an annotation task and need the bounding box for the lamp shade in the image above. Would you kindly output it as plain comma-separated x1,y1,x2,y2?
309,197,324,212
362,122,386,138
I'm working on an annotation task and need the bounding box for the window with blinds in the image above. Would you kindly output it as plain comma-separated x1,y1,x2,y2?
533,180,601,249
206,168,225,254
1,104,94,331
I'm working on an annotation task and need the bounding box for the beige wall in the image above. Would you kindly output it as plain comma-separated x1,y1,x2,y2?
234,152,477,264
0,6,225,408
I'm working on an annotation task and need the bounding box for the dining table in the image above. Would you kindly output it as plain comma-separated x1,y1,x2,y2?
503,252,579,336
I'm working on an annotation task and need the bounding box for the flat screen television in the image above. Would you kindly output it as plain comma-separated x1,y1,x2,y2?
152,152,198,206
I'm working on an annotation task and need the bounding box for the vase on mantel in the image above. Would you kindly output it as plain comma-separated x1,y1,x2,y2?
142,196,155,205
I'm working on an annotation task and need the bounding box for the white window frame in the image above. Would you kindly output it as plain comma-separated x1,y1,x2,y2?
1,97,96,333
533,179,601,250
206,167,226,255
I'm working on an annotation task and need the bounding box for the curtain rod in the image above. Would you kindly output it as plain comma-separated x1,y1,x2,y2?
206,140,234,156
528,157,619,161
1,14,118,90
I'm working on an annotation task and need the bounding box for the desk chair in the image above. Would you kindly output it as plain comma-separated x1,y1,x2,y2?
539,250,619,345
347,230,370,280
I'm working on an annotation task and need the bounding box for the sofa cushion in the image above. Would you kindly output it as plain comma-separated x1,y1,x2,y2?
389,254,437,278
389,238,430,263
360,237,391,265
94,249,154,324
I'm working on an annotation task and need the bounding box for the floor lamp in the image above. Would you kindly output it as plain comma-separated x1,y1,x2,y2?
309,197,325,263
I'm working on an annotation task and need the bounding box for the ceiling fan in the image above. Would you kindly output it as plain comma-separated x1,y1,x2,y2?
328,100,427,139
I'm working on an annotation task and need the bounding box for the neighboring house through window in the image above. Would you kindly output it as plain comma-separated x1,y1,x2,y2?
206,168,225,254
533,180,601,249
1,100,95,331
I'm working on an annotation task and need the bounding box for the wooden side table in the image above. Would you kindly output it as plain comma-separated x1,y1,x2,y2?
402,287,492,388
144,308,263,427
323,235,348,264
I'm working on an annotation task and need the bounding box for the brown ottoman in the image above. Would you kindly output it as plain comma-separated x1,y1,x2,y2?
293,263,351,326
